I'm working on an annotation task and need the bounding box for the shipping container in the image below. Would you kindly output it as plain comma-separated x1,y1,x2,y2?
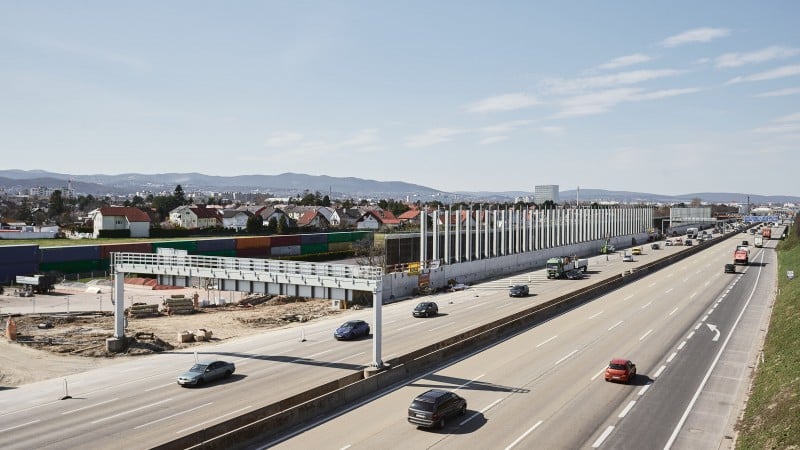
235,236,271,250
327,241,353,252
39,259,104,274
236,247,270,259
350,231,372,242
0,244,40,263
196,238,237,252
299,233,327,245
40,245,100,263
270,235,301,247
197,249,238,258
151,240,198,253
300,243,328,255
0,262,39,283
270,245,301,257
99,242,153,260
326,232,353,243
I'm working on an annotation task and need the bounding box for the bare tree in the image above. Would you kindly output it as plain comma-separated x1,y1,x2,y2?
352,237,385,268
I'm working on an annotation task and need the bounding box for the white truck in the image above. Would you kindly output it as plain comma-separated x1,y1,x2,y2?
754,235,764,247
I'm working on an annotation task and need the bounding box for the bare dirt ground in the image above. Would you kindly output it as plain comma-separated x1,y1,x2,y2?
1,282,346,387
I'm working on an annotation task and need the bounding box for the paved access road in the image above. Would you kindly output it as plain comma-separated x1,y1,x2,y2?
0,233,749,449
265,235,775,449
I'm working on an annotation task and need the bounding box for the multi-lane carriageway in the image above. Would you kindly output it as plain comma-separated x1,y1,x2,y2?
0,231,776,449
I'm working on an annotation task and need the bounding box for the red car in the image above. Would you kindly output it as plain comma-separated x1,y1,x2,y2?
605,358,637,384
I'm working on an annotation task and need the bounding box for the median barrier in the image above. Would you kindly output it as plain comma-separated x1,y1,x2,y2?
153,234,734,449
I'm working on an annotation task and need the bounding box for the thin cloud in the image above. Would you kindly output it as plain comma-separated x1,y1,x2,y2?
538,126,565,136
597,54,653,70
775,112,800,123
727,64,800,84
555,87,700,118
542,69,683,95
465,93,541,113
752,123,800,133
660,27,731,47
479,136,508,145
755,87,800,97
341,128,379,146
264,132,304,147
715,46,800,68
405,128,464,147
478,119,536,134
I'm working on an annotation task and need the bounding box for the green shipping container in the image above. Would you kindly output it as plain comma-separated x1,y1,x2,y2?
349,231,371,242
300,243,329,255
326,232,353,243
151,240,198,253
39,259,104,274
327,241,352,252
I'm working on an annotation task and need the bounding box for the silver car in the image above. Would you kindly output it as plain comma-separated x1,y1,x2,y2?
177,360,235,387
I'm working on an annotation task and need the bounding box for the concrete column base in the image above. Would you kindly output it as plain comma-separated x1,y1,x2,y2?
106,337,127,353
364,364,388,378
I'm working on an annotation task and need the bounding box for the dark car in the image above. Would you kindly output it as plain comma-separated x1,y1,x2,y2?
408,389,467,429
685,239,693,246
177,360,235,387
413,302,439,318
650,243,660,250
725,263,736,274
565,269,584,280
605,358,636,384
334,320,370,340
509,284,529,297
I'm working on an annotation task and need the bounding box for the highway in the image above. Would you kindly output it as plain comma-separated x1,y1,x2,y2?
0,231,772,449
264,233,776,449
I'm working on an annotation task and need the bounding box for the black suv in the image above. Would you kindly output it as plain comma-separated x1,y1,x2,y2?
509,284,529,297
725,263,736,274
412,302,439,318
407,389,467,429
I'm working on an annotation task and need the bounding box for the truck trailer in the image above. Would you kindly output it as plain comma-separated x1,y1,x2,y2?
546,256,588,279
733,248,749,265
762,227,771,239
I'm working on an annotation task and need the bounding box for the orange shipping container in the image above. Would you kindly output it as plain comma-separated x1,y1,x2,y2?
235,236,271,250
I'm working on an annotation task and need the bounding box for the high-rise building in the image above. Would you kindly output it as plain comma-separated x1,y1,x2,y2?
534,185,559,204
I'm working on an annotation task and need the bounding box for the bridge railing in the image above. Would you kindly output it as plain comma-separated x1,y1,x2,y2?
110,252,384,280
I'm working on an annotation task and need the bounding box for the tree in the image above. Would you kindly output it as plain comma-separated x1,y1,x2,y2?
277,216,288,234
246,214,264,233
265,217,278,234
353,237,385,268
48,190,67,219
321,195,331,207
174,185,186,206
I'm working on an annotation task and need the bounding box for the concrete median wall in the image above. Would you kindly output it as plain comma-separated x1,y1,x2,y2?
153,231,733,450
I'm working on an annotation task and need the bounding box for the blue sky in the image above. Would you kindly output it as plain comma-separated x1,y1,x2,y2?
2,1,799,197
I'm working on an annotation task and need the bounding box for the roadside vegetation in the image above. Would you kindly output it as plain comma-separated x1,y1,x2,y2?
737,218,799,448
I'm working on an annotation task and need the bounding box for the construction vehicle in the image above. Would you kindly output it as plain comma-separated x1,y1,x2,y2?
762,227,771,239
15,274,57,294
733,247,749,265
546,255,588,279
599,238,615,254
754,235,763,248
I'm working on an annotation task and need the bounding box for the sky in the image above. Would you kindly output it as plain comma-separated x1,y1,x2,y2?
1,1,799,197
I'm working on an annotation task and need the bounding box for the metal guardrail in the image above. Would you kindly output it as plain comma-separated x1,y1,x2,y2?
110,252,384,281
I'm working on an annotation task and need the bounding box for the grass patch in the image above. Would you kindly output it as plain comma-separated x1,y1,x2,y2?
737,225,800,448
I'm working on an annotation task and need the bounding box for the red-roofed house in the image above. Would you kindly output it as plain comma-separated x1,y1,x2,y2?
297,209,331,229
92,206,151,238
356,209,401,230
397,207,424,226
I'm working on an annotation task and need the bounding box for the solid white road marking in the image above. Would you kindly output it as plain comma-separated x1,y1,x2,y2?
555,349,578,366
428,323,453,332
0,419,40,433
144,383,173,392
504,420,543,450
91,398,173,424
618,401,636,418
62,397,120,415
608,321,623,331
455,325,474,333
466,303,485,310
639,329,653,341
669,307,679,316
134,402,212,429
592,426,615,448
397,321,424,331
536,336,558,348
653,365,666,378
175,406,252,434
667,352,677,363
323,352,366,367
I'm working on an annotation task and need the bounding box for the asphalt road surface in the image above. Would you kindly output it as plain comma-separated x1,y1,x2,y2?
0,231,772,449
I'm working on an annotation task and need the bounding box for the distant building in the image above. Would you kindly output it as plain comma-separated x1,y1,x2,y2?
534,185,559,204
92,206,151,238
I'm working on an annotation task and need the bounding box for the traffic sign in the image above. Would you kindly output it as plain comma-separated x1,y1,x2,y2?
744,215,778,223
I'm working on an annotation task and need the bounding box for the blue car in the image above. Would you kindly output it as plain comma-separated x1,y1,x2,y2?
334,320,370,340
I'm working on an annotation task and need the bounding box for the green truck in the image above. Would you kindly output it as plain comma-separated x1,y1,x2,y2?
546,256,588,279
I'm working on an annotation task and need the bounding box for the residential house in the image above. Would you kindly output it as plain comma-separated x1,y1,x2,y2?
337,207,369,228
317,206,341,227
169,205,221,229
398,207,425,226
258,206,296,228
356,209,401,230
93,206,151,238
221,209,252,231
297,209,330,229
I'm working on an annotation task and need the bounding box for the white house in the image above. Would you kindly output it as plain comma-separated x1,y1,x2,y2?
221,209,252,231
93,206,151,238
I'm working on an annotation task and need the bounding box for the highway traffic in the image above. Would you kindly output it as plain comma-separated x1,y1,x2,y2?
0,230,776,449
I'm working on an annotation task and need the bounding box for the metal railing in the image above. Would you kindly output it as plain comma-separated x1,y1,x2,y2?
110,252,384,280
